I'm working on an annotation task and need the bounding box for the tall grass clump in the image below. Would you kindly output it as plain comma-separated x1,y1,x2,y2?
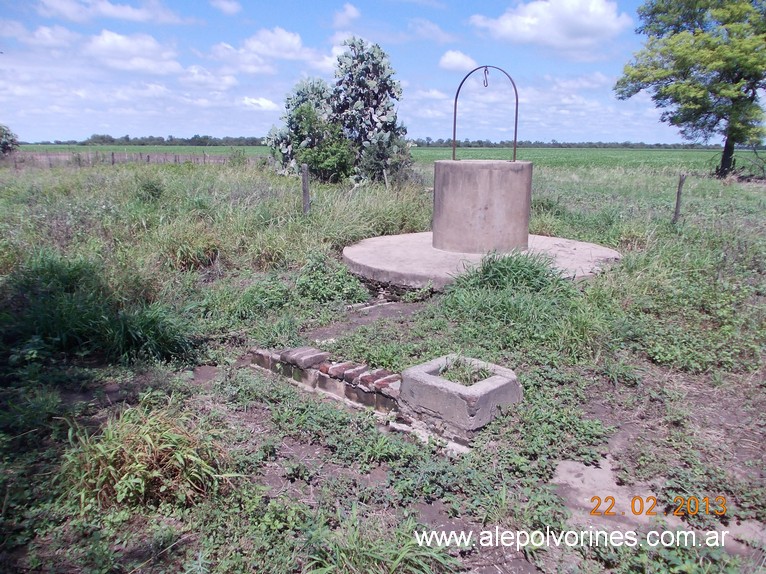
0,250,193,363
294,252,369,304
442,252,608,362
58,396,230,508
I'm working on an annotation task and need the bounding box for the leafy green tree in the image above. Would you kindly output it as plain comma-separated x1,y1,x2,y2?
0,124,20,156
615,0,766,175
292,104,355,182
266,78,334,174
267,38,410,182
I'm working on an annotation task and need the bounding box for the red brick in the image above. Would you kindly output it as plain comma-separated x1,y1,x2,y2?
344,384,359,403
355,386,376,408
358,369,393,386
295,351,330,369
343,365,368,383
328,361,360,379
280,347,329,369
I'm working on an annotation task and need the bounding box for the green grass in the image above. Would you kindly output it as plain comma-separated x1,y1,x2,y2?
410,146,738,171
20,144,747,173
0,151,763,573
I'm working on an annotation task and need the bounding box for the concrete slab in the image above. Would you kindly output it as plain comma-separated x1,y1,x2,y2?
342,232,621,290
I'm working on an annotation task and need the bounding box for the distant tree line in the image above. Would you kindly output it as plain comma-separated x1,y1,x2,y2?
409,138,740,149
31,134,264,147
24,134,764,150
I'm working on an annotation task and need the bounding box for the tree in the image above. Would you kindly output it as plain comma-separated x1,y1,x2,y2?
331,37,409,181
0,124,20,156
266,78,335,173
290,103,355,182
614,0,766,176
267,38,410,182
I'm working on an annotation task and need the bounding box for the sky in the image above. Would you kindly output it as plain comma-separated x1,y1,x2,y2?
0,0,695,144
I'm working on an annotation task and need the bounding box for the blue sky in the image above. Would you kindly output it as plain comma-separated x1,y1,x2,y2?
0,0,691,144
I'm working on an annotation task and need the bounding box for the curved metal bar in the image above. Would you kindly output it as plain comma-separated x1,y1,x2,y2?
451,65,519,161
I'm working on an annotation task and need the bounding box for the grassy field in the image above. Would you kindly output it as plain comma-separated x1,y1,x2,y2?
21,144,741,172
0,150,764,573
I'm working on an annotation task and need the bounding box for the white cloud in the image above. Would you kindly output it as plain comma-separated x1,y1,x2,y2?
408,18,455,43
469,0,631,52
181,65,238,89
438,50,477,72
242,96,279,111
36,0,186,24
0,21,79,47
333,3,360,29
211,42,274,74
212,27,335,74
242,27,306,59
0,20,28,39
84,29,182,74
549,72,612,91
413,88,449,100
23,25,80,47
210,0,241,15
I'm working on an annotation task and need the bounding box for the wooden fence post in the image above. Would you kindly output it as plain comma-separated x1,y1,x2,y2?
302,163,310,215
672,173,686,224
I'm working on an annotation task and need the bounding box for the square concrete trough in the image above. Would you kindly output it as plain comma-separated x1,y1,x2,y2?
401,354,522,432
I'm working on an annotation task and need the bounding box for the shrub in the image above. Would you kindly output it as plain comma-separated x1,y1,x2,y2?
292,105,355,182
452,251,571,293
58,397,230,508
0,124,20,156
267,38,411,182
0,251,193,363
294,253,369,304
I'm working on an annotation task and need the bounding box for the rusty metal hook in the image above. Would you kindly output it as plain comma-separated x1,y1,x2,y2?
451,65,519,161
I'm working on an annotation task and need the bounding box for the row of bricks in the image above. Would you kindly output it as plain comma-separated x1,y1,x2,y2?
250,346,403,414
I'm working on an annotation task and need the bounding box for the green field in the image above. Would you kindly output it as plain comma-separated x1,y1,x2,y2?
21,143,738,172
0,152,764,573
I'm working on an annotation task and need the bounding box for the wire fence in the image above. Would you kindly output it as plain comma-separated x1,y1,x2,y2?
6,151,263,169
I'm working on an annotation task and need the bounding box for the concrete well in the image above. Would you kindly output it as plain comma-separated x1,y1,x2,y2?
433,160,533,253
401,354,522,434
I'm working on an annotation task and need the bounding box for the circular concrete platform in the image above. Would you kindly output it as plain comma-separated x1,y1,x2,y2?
342,232,621,290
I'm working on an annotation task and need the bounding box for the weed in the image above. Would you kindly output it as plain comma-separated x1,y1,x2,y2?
0,386,62,446
438,356,492,386
294,252,369,304
226,148,248,168
598,357,641,387
306,506,460,573
400,282,434,303
452,251,570,293
58,396,231,508
160,221,221,271
135,174,164,201
0,250,194,363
